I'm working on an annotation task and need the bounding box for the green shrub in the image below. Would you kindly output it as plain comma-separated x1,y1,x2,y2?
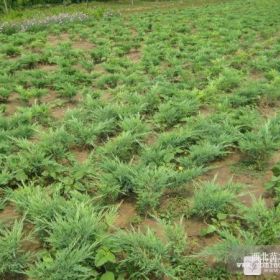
133,166,173,213
46,201,115,250
0,219,31,278
201,229,257,263
187,141,229,166
114,228,175,279
8,185,66,237
27,244,96,280
98,158,136,201
216,68,242,92
99,131,142,162
191,181,240,219
154,98,199,128
240,199,280,244
239,120,279,169
227,81,266,107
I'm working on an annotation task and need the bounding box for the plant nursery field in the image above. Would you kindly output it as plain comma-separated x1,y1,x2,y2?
1,0,280,279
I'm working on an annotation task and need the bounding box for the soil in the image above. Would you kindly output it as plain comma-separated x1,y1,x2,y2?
250,70,264,81
100,92,113,102
115,201,137,228
72,40,95,51
0,205,20,224
37,63,58,72
127,48,141,62
71,148,89,163
4,93,24,116
48,32,69,46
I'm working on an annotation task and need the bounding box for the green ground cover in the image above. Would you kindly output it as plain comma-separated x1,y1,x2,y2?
1,0,280,279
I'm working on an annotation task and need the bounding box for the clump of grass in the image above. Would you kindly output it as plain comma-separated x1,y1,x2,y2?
240,198,280,245
191,180,241,219
98,131,142,162
186,141,229,166
154,97,199,128
239,120,279,169
113,222,187,280
227,81,266,107
0,219,31,278
98,158,135,202
27,244,96,280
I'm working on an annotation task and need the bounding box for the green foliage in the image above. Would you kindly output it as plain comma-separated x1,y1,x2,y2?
154,97,199,128
266,161,280,203
191,181,241,219
186,141,229,166
0,219,31,278
201,229,257,263
113,223,187,280
227,81,266,107
27,244,97,280
239,120,280,169
99,131,142,162
240,198,280,244
46,201,115,250
1,1,280,278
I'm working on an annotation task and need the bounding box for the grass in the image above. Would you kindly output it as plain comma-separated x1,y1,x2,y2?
1,0,280,278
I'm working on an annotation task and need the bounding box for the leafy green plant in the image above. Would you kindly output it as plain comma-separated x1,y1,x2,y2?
98,131,142,162
240,198,280,244
0,219,31,278
186,141,229,166
191,180,241,219
27,244,97,280
46,201,115,250
114,228,174,279
154,97,199,128
239,120,279,169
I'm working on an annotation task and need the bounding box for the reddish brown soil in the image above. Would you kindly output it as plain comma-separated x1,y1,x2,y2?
37,63,58,72
131,28,138,37
51,106,68,120
72,40,95,51
48,32,69,46
0,205,19,224
250,70,264,81
145,132,158,146
199,105,215,117
127,49,141,62
40,90,58,104
100,92,113,102
201,151,280,207
4,93,24,116
94,64,106,74
115,201,137,228
71,148,89,163
50,94,81,120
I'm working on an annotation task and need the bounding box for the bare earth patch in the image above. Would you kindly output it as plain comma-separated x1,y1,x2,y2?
201,152,279,207
37,63,58,72
250,70,264,81
4,93,24,116
71,148,89,163
115,201,137,228
40,90,58,104
0,205,20,224
100,92,113,102
127,48,141,62
130,28,138,37
72,39,95,51
51,105,72,120
48,32,69,46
